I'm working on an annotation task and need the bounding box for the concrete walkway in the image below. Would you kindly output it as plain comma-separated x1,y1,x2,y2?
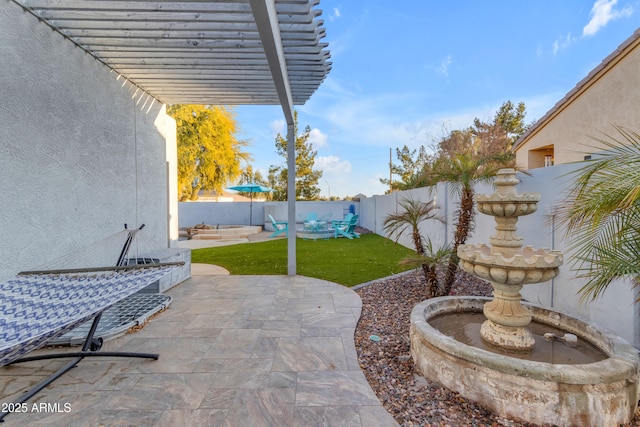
0,271,398,426
177,230,284,250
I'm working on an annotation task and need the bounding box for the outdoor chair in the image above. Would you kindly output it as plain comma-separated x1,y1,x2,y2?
299,212,319,223
301,212,332,231
331,213,353,229
0,263,182,422
269,214,288,237
332,214,360,239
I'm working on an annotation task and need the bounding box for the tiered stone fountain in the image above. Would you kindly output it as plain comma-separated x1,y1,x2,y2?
410,169,639,427
460,168,562,351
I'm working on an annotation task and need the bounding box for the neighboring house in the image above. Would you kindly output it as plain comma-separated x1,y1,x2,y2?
513,29,640,169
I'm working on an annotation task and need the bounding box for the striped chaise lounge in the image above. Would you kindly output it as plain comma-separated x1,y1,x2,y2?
0,262,181,422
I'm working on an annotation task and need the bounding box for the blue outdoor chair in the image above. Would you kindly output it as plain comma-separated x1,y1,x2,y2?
269,214,288,238
332,214,360,239
331,213,352,229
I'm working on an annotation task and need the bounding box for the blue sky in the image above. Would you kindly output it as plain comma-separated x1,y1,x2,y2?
234,0,638,198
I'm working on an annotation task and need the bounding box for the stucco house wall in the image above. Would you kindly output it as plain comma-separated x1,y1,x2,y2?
514,30,640,169
0,3,179,280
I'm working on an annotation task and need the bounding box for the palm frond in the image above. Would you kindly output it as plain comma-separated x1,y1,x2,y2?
382,197,441,245
557,125,640,301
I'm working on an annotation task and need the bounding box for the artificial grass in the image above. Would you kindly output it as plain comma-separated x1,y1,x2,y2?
190,233,416,287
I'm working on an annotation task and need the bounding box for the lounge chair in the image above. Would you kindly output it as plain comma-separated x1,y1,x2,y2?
332,214,360,239
331,213,353,229
0,262,182,422
269,214,288,237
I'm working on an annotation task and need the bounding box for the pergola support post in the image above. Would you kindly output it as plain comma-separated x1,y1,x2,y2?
250,0,297,275
287,123,296,275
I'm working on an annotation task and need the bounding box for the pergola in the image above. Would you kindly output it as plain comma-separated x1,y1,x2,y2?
12,0,332,274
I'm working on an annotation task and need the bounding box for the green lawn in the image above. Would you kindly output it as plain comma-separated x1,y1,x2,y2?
190,234,416,287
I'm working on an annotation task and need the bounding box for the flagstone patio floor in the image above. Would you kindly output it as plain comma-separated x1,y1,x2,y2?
0,270,398,426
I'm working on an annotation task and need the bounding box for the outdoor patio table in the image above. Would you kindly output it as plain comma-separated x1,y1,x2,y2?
296,225,334,240
303,220,327,232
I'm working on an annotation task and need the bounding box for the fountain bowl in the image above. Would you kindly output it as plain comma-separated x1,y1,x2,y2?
410,296,639,427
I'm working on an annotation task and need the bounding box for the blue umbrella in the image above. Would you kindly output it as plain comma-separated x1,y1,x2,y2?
227,183,273,226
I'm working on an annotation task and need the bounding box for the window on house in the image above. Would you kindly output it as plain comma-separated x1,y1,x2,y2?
527,144,554,169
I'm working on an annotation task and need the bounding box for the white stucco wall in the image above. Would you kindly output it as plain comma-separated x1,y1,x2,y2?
360,184,449,252
0,2,178,279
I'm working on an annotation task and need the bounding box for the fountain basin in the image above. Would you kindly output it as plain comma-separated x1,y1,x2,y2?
410,296,639,427
458,244,563,283
476,198,540,217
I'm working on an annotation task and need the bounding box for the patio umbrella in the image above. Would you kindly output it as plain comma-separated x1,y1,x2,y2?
226,183,273,226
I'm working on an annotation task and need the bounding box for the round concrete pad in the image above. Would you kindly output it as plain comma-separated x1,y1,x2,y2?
191,263,229,275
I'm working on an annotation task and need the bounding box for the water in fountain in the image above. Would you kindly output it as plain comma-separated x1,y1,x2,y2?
429,311,606,363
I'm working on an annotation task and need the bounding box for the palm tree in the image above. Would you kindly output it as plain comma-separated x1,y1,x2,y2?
383,197,448,298
558,126,640,301
399,240,452,298
424,151,511,296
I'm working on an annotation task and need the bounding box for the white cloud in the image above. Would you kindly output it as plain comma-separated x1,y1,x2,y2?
583,0,633,37
435,55,453,78
330,7,342,21
307,128,328,148
313,155,355,198
315,155,352,174
552,32,576,55
269,119,285,137
302,79,498,155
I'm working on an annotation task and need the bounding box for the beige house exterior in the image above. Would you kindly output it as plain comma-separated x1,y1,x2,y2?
513,29,640,169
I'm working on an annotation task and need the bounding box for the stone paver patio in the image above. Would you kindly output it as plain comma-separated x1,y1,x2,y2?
0,270,398,426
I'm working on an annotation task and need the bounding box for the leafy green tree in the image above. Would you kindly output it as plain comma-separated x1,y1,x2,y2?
267,165,288,201
381,145,432,191
268,111,322,201
558,126,640,301
383,197,450,298
168,105,250,201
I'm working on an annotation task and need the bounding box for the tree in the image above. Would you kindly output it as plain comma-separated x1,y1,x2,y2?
383,197,450,298
168,105,250,201
235,166,271,200
558,126,640,302
472,100,529,157
268,111,323,200
419,100,529,295
425,150,510,296
380,145,432,191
